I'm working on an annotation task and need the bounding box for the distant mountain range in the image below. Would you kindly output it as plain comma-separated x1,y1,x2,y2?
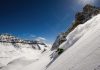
0,33,48,50
0,33,47,45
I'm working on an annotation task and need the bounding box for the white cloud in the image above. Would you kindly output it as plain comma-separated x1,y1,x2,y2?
30,34,36,38
77,0,96,5
35,37,46,42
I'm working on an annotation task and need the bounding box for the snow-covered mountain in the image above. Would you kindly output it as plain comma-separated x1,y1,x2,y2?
0,33,48,50
46,14,100,70
12,11,100,70
51,4,100,50
0,33,49,69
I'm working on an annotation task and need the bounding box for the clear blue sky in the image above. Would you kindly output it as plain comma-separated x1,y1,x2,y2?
0,0,100,44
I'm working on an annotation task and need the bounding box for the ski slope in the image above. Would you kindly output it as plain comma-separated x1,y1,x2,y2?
46,14,100,70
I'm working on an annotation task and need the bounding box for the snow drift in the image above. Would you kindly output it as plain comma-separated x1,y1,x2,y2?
46,14,100,70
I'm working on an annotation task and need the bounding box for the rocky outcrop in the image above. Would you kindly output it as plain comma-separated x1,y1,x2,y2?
75,4,100,24
51,32,66,50
51,4,100,50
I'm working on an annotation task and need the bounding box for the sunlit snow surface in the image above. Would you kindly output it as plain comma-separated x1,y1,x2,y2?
47,14,100,70
0,42,50,70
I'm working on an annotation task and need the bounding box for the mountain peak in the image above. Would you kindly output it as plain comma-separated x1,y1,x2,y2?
51,4,100,50
0,33,20,43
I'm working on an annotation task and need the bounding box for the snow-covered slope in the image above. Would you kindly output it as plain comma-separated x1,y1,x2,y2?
0,50,52,70
59,13,99,50
52,4,100,50
0,42,41,65
46,14,100,70
0,34,50,70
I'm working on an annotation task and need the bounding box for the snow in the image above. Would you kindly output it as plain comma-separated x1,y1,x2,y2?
0,57,38,70
21,51,52,70
0,50,52,70
46,14,100,70
0,42,48,70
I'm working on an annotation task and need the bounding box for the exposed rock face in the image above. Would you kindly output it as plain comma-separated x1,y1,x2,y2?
75,4,100,24
51,4,100,50
51,33,66,50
